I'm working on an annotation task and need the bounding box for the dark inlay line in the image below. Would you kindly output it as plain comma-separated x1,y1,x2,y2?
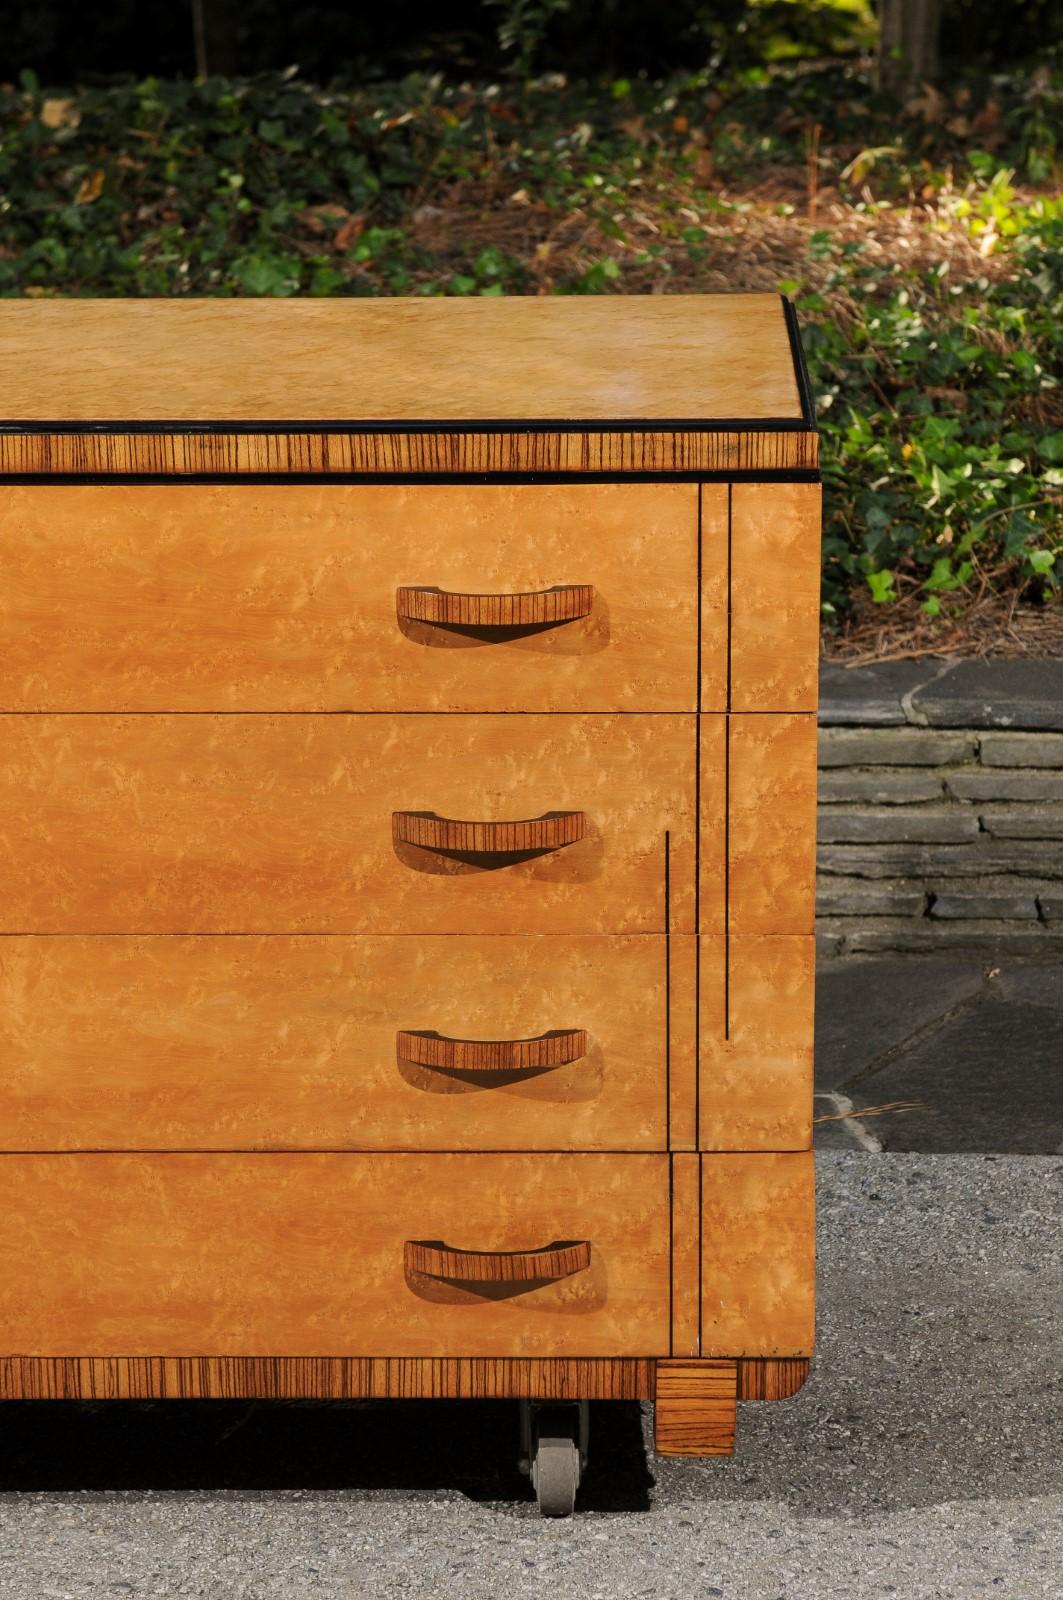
697,1155,704,1356
724,716,731,1043
0,415,817,437
0,469,822,487
782,295,818,430
726,481,734,713
665,830,671,1156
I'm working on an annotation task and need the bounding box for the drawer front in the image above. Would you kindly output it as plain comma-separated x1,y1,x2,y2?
0,484,700,713
0,713,706,934
0,1154,670,1357
707,711,817,936
701,1152,814,1357
0,935,669,1151
698,936,814,1151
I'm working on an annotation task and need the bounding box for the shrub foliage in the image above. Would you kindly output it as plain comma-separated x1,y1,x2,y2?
1,62,1060,617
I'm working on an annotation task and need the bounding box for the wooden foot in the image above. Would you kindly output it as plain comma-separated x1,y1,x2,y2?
653,1360,737,1457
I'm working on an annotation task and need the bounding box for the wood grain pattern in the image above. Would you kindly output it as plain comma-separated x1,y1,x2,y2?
0,1154,670,1357
0,428,819,477
699,936,814,1151
0,714,706,935
736,1357,810,1401
0,935,669,1151
700,1153,816,1357
0,296,803,423
724,713,818,936
670,1154,701,1359
396,584,594,628
404,1239,591,1284
392,810,586,856
396,1027,588,1075
653,1359,737,1456
700,484,730,711
0,484,701,714
0,1355,807,1401
0,1356,659,1401
667,935,698,1149
730,483,821,713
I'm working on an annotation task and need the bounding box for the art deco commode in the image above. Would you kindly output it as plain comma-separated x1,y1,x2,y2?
0,294,819,1515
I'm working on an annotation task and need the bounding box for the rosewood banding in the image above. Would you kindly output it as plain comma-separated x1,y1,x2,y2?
404,1239,592,1284
392,810,587,856
396,1028,588,1074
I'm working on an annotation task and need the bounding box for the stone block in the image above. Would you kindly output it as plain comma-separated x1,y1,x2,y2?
817,809,980,844
816,878,927,917
837,921,1063,955
817,728,976,768
909,660,1063,730
818,771,945,805
929,891,1040,920
817,841,1063,879
946,771,1063,803
816,928,847,961
818,661,936,726
979,732,1063,769
978,807,1063,839
1040,898,1063,922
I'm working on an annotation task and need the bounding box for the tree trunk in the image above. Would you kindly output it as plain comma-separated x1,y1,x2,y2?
877,0,942,93
190,0,240,78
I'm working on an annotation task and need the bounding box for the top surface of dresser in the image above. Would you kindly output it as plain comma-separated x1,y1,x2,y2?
0,294,816,476
0,293,807,425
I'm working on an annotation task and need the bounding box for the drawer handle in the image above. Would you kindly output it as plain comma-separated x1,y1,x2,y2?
404,1239,591,1285
396,584,593,630
397,1027,588,1074
393,810,586,856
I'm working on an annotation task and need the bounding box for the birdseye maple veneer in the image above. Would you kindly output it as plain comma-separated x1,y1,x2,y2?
0,294,819,1489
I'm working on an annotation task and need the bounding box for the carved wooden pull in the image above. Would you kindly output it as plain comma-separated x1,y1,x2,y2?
393,810,586,855
397,1028,588,1073
396,585,593,629
404,1239,591,1284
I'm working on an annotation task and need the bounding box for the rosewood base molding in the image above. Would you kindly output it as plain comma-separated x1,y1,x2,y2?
0,1356,809,1405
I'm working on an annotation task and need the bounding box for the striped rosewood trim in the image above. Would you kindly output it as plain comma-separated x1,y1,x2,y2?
397,585,593,629
397,1028,588,1073
0,1357,807,1402
404,1239,591,1284
736,1357,811,1400
0,1356,656,1401
0,428,819,477
393,810,586,855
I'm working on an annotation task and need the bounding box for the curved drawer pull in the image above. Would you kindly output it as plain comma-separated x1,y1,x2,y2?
396,585,593,630
393,810,586,855
397,1027,588,1073
404,1239,591,1285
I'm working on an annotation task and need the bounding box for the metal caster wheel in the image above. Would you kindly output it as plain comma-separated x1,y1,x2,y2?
518,1400,588,1517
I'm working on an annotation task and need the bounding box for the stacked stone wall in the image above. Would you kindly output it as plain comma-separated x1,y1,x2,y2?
817,661,1063,955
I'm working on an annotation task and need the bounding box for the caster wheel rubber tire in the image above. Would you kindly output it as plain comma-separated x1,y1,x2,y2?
531,1407,582,1517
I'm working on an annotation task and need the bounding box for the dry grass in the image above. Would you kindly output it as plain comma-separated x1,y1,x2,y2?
813,1099,932,1124
824,587,1063,664
406,169,1016,296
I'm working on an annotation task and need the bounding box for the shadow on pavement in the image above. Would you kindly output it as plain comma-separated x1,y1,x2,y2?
0,1397,654,1512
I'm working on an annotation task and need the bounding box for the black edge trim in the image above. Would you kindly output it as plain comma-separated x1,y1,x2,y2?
782,296,817,429
0,416,815,436
0,469,822,487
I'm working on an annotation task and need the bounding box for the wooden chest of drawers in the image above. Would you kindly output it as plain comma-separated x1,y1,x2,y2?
0,294,819,1513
